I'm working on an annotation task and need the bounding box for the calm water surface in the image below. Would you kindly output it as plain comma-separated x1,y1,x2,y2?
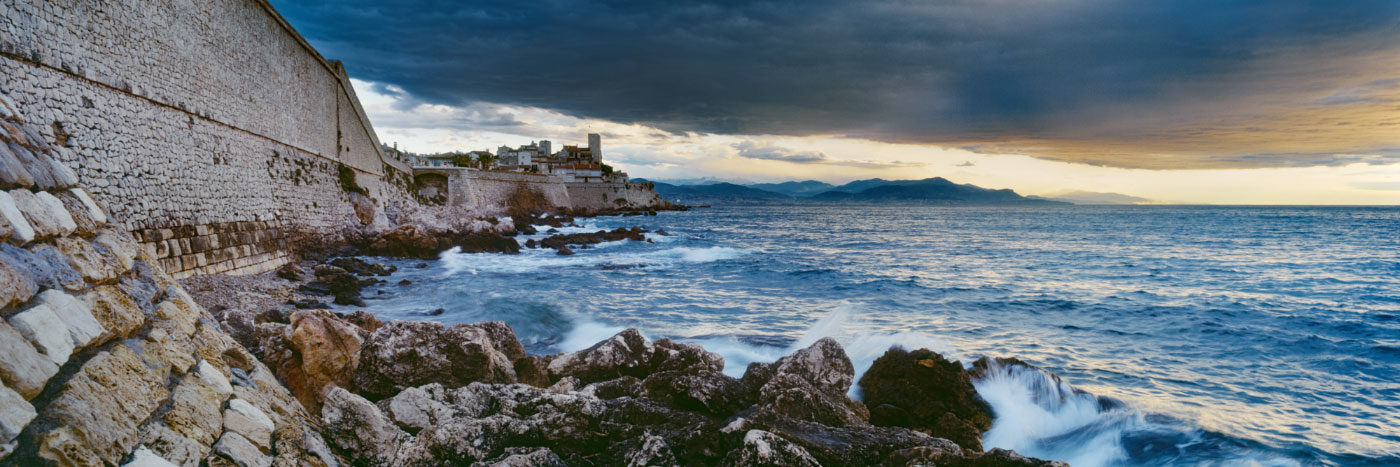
355,205,1400,466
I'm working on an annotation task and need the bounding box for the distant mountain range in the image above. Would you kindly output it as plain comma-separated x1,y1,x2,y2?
643,177,1069,206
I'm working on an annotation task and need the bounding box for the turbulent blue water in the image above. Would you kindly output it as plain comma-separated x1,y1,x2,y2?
355,205,1400,466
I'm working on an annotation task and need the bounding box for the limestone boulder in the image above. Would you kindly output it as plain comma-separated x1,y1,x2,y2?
546,328,655,384
0,190,35,245
122,446,180,467
79,285,146,339
55,236,122,283
8,189,69,239
320,387,406,465
0,320,58,399
8,304,74,366
353,320,521,399
34,345,169,465
282,309,364,411
0,248,37,310
92,229,139,272
0,142,36,189
717,430,821,467
211,431,272,467
0,243,84,291
32,289,107,350
744,338,870,427
858,347,994,451
0,384,35,459
223,398,275,452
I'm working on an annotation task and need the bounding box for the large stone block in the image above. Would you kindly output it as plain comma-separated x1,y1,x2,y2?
8,188,66,240
2,143,59,190
67,188,107,225
0,190,35,245
56,236,122,283
32,289,107,351
123,446,180,467
36,345,169,465
93,230,140,272
211,431,272,467
0,142,36,189
0,383,36,458
79,285,145,339
8,304,74,366
0,320,58,400
0,243,85,292
36,191,78,236
0,248,38,310
223,398,275,452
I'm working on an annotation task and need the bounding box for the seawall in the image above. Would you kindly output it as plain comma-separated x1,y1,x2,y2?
0,0,418,278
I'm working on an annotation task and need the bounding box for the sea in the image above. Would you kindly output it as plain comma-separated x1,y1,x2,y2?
352,205,1400,466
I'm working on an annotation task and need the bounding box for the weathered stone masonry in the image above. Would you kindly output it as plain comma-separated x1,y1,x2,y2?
0,0,417,278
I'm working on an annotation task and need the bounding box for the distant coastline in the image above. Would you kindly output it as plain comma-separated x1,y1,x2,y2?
644,177,1071,206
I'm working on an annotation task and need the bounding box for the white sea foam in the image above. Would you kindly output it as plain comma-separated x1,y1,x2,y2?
440,244,751,276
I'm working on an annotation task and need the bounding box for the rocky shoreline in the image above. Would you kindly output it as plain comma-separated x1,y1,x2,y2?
172,218,1069,467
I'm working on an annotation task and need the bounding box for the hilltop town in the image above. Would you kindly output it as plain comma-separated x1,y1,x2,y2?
385,133,628,184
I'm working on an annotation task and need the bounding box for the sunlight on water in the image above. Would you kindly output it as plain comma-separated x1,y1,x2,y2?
355,205,1400,466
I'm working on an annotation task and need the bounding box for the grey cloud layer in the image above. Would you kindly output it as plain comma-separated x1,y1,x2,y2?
273,0,1400,168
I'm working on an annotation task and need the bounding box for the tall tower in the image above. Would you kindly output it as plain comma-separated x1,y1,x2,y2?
587,133,601,163
540,140,551,157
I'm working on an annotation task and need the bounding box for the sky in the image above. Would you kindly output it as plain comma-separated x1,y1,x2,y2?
271,0,1400,204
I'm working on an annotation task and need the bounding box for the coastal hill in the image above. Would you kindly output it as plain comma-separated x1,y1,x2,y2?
648,177,1067,205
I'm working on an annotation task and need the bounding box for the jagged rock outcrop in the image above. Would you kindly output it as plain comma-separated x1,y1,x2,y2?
859,347,994,451
742,337,871,427
353,321,524,400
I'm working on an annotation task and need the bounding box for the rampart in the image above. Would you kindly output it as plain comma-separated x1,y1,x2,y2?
413,168,572,212
0,0,416,278
566,182,668,211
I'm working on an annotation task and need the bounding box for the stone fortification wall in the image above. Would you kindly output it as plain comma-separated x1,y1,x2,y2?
566,182,668,211
0,0,416,278
417,168,573,212
0,97,335,465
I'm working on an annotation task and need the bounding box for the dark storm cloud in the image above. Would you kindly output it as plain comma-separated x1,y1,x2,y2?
272,0,1400,169
733,141,924,168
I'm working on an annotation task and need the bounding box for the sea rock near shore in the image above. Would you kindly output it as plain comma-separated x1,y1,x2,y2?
353,320,524,400
859,347,994,451
743,337,871,427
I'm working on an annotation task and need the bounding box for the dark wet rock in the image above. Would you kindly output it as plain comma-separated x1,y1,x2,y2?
655,228,669,235
524,239,538,248
718,429,821,467
539,227,649,249
749,410,953,466
581,376,642,399
353,321,524,400
321,386,407,465
275,262,309,282
330,257,395,276
416,262,429,268
290,298,327,309
256,308,291,324
515,223,538,235
397,279,412,286
313,264,348,277
423,308,445,316
859,347,994,451
355,224,520,259
744,337,870,427
340,310,386,336
513,355,551,388
641,369,751,417
556,246,574,256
